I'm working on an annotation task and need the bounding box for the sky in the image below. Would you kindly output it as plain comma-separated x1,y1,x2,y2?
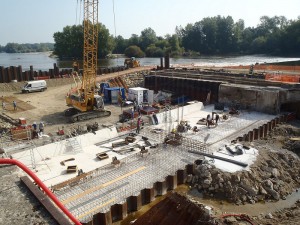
0,0,299,45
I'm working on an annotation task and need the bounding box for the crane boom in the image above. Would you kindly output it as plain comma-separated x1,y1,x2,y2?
83,0,98,109
65,0,111,122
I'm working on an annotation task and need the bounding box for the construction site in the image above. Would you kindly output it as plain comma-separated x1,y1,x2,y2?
1,1,300,225
0,60,300,225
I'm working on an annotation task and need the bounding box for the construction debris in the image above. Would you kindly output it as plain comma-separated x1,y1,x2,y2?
60,158,75,166
96,153,109,160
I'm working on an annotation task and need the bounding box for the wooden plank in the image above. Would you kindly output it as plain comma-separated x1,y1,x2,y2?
52,170,92,191
62,166,146,204
20,176,73,225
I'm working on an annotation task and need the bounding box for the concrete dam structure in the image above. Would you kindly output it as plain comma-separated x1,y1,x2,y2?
144,69,300,116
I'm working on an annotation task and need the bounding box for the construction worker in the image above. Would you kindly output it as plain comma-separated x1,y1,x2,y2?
215,114,220,125
136,116,142,134
206,114,212,128
133,98,137,111
13,101,17,110
39,122,44,135
32,122,38,138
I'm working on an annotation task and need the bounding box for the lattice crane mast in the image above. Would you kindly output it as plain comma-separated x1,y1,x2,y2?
65,0,111,122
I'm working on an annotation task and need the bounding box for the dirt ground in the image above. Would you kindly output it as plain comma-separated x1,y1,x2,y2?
0,68,300,225
0,66,151,137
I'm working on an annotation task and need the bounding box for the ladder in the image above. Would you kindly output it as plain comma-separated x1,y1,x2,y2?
65,129,83,153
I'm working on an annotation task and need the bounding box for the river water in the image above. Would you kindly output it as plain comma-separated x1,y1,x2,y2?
0,52,300,71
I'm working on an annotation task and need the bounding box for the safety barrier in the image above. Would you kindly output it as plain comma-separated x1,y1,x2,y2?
265,74,300,83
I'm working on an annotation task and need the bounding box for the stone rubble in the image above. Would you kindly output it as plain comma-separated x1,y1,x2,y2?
189,150,300,205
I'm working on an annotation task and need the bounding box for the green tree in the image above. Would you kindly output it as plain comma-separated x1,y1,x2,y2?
97,23,115,58
168,34,181,52
201,17,217,54
281,19,300,54
155,39,169,50
113,35,128,54
232,19,245,52
53,25,83,59
181,23,203,54
139,28,158,51
53,23,113,59
124,45,145,57
251,36,267,53
240,27,255,53
128,34,140,47
254,16,288,54
216,16,235,54
4,43,20,53
145,44,164,57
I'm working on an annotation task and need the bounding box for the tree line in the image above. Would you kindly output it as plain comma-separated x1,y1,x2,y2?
53,15,300,59
0,43,54,53
1,15,299,58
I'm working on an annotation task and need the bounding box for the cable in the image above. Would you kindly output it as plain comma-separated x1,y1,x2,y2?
79,0,82,25
75,0,78,25
112,0,120,66
112,0,117,39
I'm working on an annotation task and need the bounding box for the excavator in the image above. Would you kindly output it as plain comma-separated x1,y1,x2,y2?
124,57,140,69
65,0,111,122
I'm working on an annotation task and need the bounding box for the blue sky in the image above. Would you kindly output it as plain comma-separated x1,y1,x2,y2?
0,0,299,45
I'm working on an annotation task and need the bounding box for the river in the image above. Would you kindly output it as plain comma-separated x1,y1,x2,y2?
0,52,300,71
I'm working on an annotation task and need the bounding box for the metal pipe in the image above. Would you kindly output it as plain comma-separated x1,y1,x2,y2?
0,158,82,225
188,150,248,167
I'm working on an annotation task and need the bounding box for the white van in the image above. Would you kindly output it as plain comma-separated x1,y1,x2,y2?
22,80,47,93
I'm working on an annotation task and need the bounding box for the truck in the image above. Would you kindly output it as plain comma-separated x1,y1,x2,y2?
22,80,47,93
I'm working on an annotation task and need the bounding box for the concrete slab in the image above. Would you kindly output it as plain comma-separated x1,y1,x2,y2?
11,102,278,222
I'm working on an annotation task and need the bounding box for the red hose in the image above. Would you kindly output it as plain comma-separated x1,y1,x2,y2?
0,158,82,225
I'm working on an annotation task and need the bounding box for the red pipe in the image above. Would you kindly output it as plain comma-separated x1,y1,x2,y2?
0,158,82,225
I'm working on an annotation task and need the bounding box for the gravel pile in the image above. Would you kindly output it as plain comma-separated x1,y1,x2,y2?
188,121,300,206
189,151,300,205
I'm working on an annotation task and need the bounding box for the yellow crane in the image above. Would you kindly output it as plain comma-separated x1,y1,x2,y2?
65,0,111,122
